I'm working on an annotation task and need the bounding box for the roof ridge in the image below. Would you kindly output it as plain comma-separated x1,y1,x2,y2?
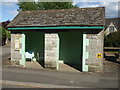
20,7,105,13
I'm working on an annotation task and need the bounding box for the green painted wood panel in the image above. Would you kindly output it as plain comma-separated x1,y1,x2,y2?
8,26,104,30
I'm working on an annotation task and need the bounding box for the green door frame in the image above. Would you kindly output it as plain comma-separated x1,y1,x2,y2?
82,33,89,71
20,33,26,66
56,34,59,70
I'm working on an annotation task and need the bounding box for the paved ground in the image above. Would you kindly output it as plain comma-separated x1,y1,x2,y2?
2,83,28,88
2,67,118,88
1,46,120,88
1,46,11,67
103,51,120,74
1,46,82,72
25,61,44,69
25,61,81,72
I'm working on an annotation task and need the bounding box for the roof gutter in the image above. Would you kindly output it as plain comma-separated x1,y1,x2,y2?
7,26,104,30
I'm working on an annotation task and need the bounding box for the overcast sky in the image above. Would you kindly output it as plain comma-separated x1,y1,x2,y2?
0,0,119,22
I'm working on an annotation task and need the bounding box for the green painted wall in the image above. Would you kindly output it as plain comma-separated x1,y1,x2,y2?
24,31,83,69
25,32,44,63
58,31,83,65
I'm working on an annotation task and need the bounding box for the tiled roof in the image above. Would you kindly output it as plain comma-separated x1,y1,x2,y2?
7,7,105,27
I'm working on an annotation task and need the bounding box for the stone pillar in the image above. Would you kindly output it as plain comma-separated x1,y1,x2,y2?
11,32,22,65
11,32,26,66
86,30,104,72
44,33,59,70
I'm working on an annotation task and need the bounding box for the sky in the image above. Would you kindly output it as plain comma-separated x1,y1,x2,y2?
0,0,119,22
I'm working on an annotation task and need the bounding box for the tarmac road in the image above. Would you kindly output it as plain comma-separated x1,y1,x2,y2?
2,84,28,88
2,67,118,88
0,46,10,68
2,46,10,60
0,46,10,60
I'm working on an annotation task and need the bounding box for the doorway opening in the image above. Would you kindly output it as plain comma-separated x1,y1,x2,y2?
58,31,83,71
25,32,45,68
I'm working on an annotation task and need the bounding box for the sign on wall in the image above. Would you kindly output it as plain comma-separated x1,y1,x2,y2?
15,37,20,50
97,53,102,58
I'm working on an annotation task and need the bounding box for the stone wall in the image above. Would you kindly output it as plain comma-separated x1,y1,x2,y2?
11,32,22,65
86,30,104,72
45,33,59,69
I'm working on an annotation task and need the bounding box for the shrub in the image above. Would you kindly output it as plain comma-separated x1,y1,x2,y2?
6,30,11,40
104,31,120,47
0,26,6,39
0,26,11,45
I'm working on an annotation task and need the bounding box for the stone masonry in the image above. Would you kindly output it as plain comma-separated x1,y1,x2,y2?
86,30,104,72
11,32,22,65
45,33,59,69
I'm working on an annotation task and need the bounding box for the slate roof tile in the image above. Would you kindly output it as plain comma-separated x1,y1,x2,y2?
7,7,105,27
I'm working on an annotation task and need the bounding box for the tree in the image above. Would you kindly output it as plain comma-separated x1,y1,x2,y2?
37,2,78,10
17,1,38,11
0,26,6,39
17,1,79,11
0,26,7,45
104,31,120,47
2,20,10,29
1,20,11,45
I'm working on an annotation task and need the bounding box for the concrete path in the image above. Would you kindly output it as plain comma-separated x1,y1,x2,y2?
25,61,44,69
25,62,82,72
59,63,81,72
